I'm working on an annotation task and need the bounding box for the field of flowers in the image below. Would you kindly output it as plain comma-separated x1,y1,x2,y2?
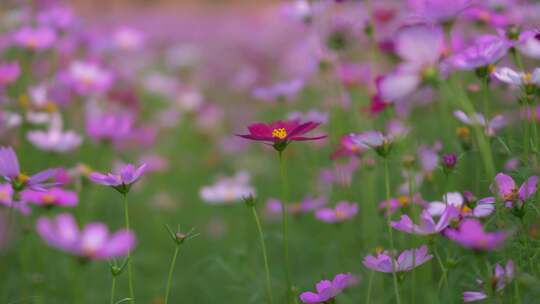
2,0,540,303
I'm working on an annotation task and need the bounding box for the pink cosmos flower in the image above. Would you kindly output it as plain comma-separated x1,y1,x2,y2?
445,219,508,251
319,158,360,188
36,213,135,260
0,62,20,88
252,79,304,103
266,196,328,216
0,183,30,215
90,163,147,194
332,134,368,159
427,192,496,218
446,34,511,71
363,245,433,273
379,193,427,216
493,67,540,87
27,113,82,153
0,146,58,191
21,188,78,208
454,110,506,137
491,173,537,205
86,108,135,143
463,260,514,302
315,201,358,223
299,273,357,303
237,119,326,152
408,0,473,23
12,26,56,50
65,61,113,95
391,206,458,235
199,171,255,205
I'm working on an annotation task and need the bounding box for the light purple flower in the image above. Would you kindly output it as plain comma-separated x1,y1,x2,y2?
252,79,304,103
299,273,357,303
493,67,540,86
363,245,433,273
90,163,147,194
491,173,537,204
408,0,473,22
199,171,255,205
445,219,508,251
36,213,135,260
27,113,82,153
0,183,30,215
463,291,488,303
391,206,458,235
446,35,511,71
65,61,113,95
12,26,56,50
427,192,496,218
86,108,135,143
0,62,20,88
454,110,506,137
21,188,78,207
0,146,57,191
463,260,514,302
315,201,358,223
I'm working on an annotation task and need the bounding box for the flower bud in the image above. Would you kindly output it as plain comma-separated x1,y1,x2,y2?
442,153,457,174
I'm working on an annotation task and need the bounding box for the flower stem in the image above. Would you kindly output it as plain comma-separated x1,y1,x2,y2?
123,193,135,303
432,245,448,292
278,151,292,303
164,245,181,304
366,270,374,304
110,275,116,304
251,206,274,304
384,158,401,304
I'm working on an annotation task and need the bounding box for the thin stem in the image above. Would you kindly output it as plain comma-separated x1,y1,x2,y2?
278,151,292,303
366,270,375,304
110,276,116,304
432,245,448,292
384,158,401,304
164,245,181,304
251,206,274,304
123,193,135,303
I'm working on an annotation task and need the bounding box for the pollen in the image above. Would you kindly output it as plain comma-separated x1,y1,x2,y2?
16,173,29,184
398,195,409,207
457,127,470,138
272,128,288,140
487,64,496,74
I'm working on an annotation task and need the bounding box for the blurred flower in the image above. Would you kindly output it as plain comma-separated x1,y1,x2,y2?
86,107,134,143
65,61,113,95
112,27,144,51
37,6,74,30
12,26,56,50
319,158,360,188
0,146,57,191
199,171,255,205
252,79,304,103
266,196,328,216
491,173,537,206
299,273,357,303
454,110,506,137
27,113,82,153
0,183,30,214
445,219,508,251
315,201,358,223
493,67,540,87
408,0,473,23
442,153,458,173
391,206,458,235
363,245,433,273
446,35,510,71
379,194,426,216
0,62,20,88
427,192,495,218
331,134,368,159
288,110,328,125
463,260,514,302
22,187,78,208
36,213,135,260
90,163,147,194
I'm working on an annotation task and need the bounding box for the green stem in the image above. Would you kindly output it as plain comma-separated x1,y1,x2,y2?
278,151,292,303
251,206,274,304
366,270,374,304
384,158,401,304
123,193,135,303
432,245,448,292
164,245,181,304
110,276,116,304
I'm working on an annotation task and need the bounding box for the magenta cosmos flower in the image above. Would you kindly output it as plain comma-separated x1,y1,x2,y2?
237,119,326,152
491,173,537,206
463,260,514,302
37,213,135,260
0,146,58,191
0,62,20,88
446,35,511,71
391,206,458,235
21,188,78,208
445,219,508,251
299,273,357,303
315,201,358,223
0,183,30,215
89,163,147,194
12,26,56,51
331,134,368,158
363,245,433,273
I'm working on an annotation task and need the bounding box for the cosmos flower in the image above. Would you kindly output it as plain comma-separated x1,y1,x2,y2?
12,26,57,50
518,31,540,59
21,188,78,208
446,35,511,71
408,0,473,23
463,260,514,302
27,113,83,153
85,107,135,143
454,110,506,137
493,67,540,87
391,206,458,235
427,192,496,218
0,183,30,215
0,146,58,191
445,219,508,251
65,61,113,95
90,163,147,194
112,27,144,51
36,213,135,260
331,134,368,159
356,131,393,157
199,171,255,205
315,201,358,223
266,196,327,216
491,173,537,206
363,245,433,273
299,273,357,303
0,62,20,88
252,79,304,103
379,194,427,216
37,6,74,30
237,119,326,151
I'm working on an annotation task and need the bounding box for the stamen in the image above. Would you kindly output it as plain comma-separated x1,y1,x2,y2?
272,128,288,140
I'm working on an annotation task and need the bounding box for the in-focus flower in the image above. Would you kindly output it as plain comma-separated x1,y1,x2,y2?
363,245,433,273
199,171,255,205
454,110,506,137
299,273,357,303
463,260,514,302
89,163,147,194
237,119,326,152
12,26,56,50
36,213,135,260
21,188,78,208
0,62,20,88
27,113,82,153
391,206,458,235
491,173,537,206
0,146,57,191
315,201,358,223
445,219,508,251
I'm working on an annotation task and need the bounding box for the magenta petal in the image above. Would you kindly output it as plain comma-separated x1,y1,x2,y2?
518,176,538,200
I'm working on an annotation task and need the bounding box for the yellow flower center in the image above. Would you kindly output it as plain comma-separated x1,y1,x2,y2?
0,190,9,202
18,94,30,110
272,128,288,140
398,195,409,207
42,194,55,204
487,64,496,75
461,205,472,214
335,210,346,219
457,127,470,138
523,73,532,83
375,246,384,255
16,173,29,184
45,102,57,113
